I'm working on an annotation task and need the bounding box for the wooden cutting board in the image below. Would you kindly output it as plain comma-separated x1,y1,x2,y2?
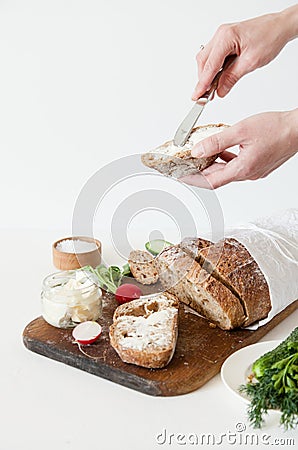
23,285,298,397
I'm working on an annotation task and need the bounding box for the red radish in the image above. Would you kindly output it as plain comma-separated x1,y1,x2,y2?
72,321,102,345
115,284,142,304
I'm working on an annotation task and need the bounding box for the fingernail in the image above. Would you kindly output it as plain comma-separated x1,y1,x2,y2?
192,144,204,158
191,92,197,101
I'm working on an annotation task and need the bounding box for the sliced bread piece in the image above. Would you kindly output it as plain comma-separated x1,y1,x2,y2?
141,124,228,178
156,246,245,330
109,293,179,368
128,250,159,285
198,238,271,326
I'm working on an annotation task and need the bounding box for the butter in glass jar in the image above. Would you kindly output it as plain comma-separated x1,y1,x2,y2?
41,270,102,328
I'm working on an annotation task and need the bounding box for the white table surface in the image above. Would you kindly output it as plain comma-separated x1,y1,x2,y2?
1,230,297,450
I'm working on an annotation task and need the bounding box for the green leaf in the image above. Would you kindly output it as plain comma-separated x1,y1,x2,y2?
122,263,131,276
274,378,282,390
91,263,130,294
287,342,298,351
278,386,285,395
286,376,297,389
108,266,122,287
272,359,288,370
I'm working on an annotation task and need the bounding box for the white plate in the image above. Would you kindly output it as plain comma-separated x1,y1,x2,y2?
221,340,281,404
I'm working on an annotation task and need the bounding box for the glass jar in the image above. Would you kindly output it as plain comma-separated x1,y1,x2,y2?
41,270,102,328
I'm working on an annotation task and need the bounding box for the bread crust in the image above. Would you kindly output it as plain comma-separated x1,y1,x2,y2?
179,237,212,260
109,294,179,369
109,315,178,369
141,124,228,178
156,246,245,330
113,292,178,320
199,238,271,326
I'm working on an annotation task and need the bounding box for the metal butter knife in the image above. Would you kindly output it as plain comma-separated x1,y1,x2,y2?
174,56,235,147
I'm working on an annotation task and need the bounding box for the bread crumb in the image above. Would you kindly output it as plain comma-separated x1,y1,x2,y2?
209,322,217,329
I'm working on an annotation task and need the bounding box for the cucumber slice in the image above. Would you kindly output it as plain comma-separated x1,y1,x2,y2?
145,239,173,256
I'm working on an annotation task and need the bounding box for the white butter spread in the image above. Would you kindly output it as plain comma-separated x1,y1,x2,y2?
118,306,177,351
153,125,227,156
41,270,102,328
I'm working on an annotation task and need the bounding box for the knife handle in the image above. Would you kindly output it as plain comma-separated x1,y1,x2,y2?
200,55,236,102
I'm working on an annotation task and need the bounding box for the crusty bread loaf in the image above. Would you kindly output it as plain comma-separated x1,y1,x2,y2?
198,238,271,326
141,124,228,178
109,293,179,368
179,237,212,260
128,250,158,285
156,246,245,330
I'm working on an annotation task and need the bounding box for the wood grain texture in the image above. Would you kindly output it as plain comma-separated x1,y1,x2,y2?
52,236,102,270
23,292,297,397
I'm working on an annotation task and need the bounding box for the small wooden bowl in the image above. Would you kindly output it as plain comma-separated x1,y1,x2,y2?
52,236,102,270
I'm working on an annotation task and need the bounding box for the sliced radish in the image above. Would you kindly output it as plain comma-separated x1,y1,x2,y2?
115,283,142,304
72,321,102,345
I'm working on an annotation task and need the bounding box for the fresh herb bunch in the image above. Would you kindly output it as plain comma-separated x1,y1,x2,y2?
239,327,298,429
81,263,131,294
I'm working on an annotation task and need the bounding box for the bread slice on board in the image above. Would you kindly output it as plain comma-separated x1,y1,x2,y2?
128,250,159,285
141,124,228,178
109,293,179,369
198,238,271,326
156,246,245,330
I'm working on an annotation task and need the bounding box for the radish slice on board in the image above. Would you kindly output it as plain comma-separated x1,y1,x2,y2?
72,321,102,345
115,284,142,304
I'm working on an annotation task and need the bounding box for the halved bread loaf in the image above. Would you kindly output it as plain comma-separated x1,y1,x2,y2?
156,246,245,330
141,124,228,178
197,238,271,326
109,293,179,368
179,237,212,259
128,250,159,285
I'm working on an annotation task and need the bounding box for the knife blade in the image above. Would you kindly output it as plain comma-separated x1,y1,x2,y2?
173,56,235,147
173,97,208,147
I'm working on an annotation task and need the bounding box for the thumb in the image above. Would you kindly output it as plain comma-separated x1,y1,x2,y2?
217,58,248,97
191,126,239,158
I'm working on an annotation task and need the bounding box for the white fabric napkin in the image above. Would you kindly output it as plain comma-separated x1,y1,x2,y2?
226,209,298,329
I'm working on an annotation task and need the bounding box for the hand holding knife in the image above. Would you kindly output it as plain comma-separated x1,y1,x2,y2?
173,56,235,147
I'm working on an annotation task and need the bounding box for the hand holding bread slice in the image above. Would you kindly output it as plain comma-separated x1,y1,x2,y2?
141,124,228,178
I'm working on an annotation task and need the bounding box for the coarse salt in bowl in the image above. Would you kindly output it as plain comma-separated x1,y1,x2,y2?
52,236,102,270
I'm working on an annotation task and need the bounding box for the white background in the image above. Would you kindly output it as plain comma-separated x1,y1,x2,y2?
0,1,297,450
0,0,297,235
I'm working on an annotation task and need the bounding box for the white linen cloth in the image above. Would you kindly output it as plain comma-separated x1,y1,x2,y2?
226,209,298,329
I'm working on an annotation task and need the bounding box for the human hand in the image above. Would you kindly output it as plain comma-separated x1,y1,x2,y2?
180,110,298,189
192,6,298,100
